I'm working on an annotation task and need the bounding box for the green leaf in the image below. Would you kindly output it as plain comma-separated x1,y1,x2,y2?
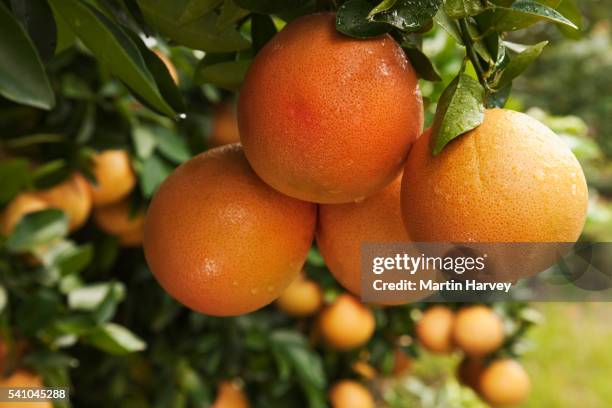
10,0,58,61
48,0,176,118
495,41,547,90
138,0,250,53
370,0,442,32
491,0,578,32
431,74,485,155
433,9,462,44
52,6,76,54
336,0,391,39
251,14,277,53
40,241,93,275
444,0,488,19
132,125,158,159
0,159,30,205
217,0,250,30
369,0,397,17
6,209,68,252
485,83,511,108
270,331,325,389
139,154,173,197
93,282,126,323
195,60,251,91
68,282,124,311
556,0,583,39
402,46,441,81
126,32,186,114
178,0,222,24
153,127,191,164
0,2,55,109
83,323,146,355
233,0,309,14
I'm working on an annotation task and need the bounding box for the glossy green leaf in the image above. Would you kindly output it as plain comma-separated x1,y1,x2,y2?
444,0,488,18
138,0,250,52
0,159,30,205
139,154,173,197
485,83,511,108
433,9,462,44
336,0,391,39
370,0,442,32
233,0,309,14
48,0,176,118
68,282,124,311
84,323,146,355
10,0,58,61
402,46,441,81
431,74,485,155
491,0,578,32
0,2,55,109
252,14,277,53
54,243,93,276
369,0,397,17
154,127,191,164
217,0,250,30
495,41,547,89
195,60,251,91
6,209,68,252
178,0,222,24
556,0,583,39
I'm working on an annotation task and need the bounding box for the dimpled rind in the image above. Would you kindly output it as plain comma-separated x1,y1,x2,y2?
317,175,408,296
401,109,589,242
143,144,317,316
238,12,423,204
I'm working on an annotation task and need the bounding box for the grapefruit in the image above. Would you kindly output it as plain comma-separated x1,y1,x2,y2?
88,150,136,207
401,109,588,242
275,272,323,317
37,172,92,232
453,305,504,357
415,306,455,353
209,102,241,147
238,12,423,203
329,380,375,408
0,193,49,236
318,294,375,350
144,144,316,316
479,359,530,406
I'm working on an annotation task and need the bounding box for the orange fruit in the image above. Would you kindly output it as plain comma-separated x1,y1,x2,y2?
453,305,504,357
0,193,49,236
392,348,412,376
212,381,249,408
415,306,455,354
118,228,143,247
0,370,51,408
318,294,375,350
94,199,145,236
317,174,429,302
479,359,530,406
329,380,375,408
457,357,485,391
144,144,316,316
238,12,423,204
37,172,92,232
275,272,323,317
401,109,588,242
88,150,136,207
209,102,241,147
154,49,179,84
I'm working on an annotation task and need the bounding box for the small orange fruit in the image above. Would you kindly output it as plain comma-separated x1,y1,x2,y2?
37,172,92,232
329,380,375,408
0,193,49,236
88,150,136,207
239,12,423,203
275,272,323,317
94,199,145,236
453,305,504,357
212,381,249,408
209,102,241,147
118,228,144,247
0,370,51,408
318,294,375,350
415,306,455,353
144,144,316,316
479,359,530,406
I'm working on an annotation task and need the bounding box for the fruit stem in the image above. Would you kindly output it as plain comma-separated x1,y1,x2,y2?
458,19,491,92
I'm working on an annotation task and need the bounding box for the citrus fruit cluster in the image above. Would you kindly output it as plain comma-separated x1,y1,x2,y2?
144,12,588,317
417,305,531,406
